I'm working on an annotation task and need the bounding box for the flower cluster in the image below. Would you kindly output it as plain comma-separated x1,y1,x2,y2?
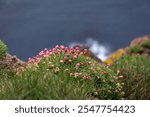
28,46,88,64
27,45,121,81
25,45,124,99
28,45,95,80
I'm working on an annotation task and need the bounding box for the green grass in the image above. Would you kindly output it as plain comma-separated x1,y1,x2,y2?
0,74,95,100
0,39,12,79
0,63,15,79
140,41,150,49
111,55,150,99
0,39,7,59
127,45,143,54
0,46,123,100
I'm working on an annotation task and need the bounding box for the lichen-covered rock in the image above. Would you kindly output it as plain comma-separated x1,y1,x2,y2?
105,48,126,65
130,35,150,46
127,35,150,56
0,53,26,73
105,35,150,65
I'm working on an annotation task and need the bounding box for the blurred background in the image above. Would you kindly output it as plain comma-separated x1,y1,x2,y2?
0,0,150,61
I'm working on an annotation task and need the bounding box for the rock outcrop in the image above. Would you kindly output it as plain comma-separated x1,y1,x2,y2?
130,35,150,47
128,35,150,56
105,35,150,64
0,53,26,73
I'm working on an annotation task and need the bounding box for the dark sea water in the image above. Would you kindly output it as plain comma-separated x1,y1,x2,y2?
0,0,150,60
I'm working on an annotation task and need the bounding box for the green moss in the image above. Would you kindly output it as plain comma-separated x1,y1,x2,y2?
140,41,150,49
0,39,7,59
127,45,143,54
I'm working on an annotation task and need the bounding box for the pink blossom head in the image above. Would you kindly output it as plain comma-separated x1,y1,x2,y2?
60,45,65,49
70,49,75,54
55,45,59,48
83,49,88,53
66,54,70,57
75,63,80,68
83,74,89,80
74,73,79,78
73,54,78,59
64,57,68,61
75,47,80,50
88,61,92,65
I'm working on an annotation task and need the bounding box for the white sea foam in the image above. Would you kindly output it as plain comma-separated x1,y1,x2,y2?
69,38,110,61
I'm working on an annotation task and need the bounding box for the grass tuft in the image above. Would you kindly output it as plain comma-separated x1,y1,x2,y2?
0,39,7,59
111,55,150,99
127,45,143,54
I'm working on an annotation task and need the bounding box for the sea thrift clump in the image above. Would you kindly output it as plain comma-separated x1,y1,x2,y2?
25,45,124,99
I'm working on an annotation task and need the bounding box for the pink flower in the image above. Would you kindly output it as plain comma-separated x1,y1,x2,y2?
73,54,78,59
75,63,80,68
75,47,80,50
76,49,80,53
74,73,79,78
64,48,68,52
88,61,92,65
43,54,48,58
60,45,65,49
83,74,89,80
57,49,61,53
64,57,68,61
70,49,75,54
80,52,84,55
39,52,44,56
65,54,70,57
44,48,48,52
28,58,35,63
35,57,41,62
46,51,50,55
55,45,59,48
103,63,110,67
83,49,88,53
49,52,53,55
52,48,56,52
